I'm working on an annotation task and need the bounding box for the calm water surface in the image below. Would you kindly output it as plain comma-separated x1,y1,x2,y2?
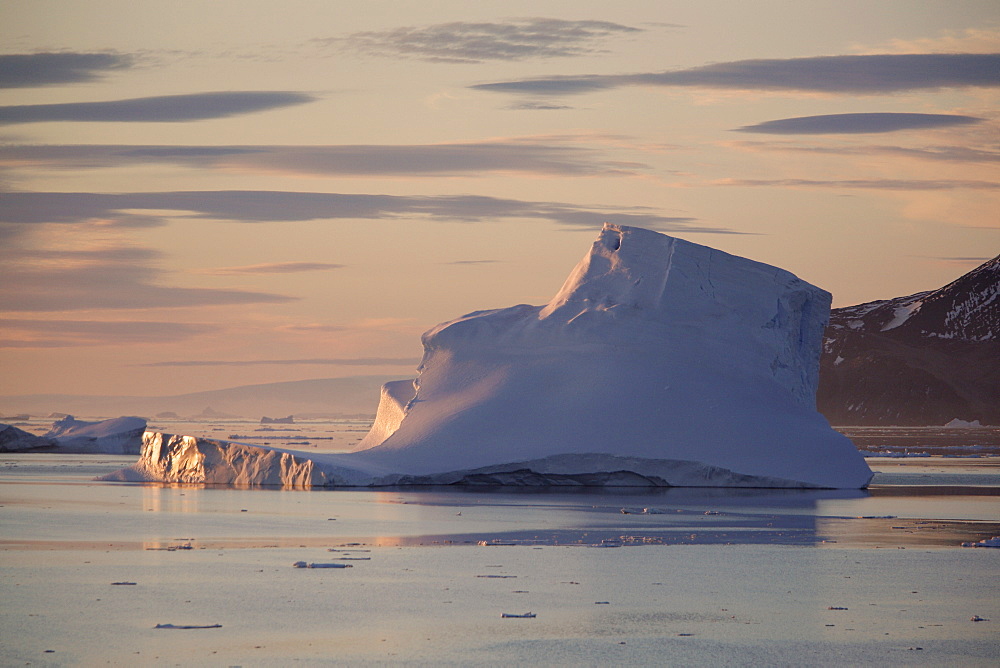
2,426,998,666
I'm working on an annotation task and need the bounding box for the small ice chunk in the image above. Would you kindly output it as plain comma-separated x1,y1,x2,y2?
944,418,983,428
292,561,352,569
501,612,536,618
961,536,1000,548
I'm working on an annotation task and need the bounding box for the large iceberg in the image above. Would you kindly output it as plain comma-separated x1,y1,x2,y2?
106,224,872,488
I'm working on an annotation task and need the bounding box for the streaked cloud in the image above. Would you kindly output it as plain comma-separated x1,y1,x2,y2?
137,357,419,367
735,112,983,135
725,140,1000,163
472,53,1000,95
714,178,1000,190
506,101,575,111
199,262,346,275
322,18,642,64
0,91,316,125
1,244,294,312
919,255,992,264
442,259,500,265
0,318,218,348
279,323,348,333
0,189,733,233
0,52,134,88
0,141,647,177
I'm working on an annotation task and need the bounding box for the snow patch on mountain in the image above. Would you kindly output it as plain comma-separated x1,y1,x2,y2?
880,297,923,331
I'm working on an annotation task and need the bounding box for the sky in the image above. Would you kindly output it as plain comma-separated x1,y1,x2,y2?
1,0,998,398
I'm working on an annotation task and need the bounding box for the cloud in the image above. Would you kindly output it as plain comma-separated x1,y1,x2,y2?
725,140,1000,163
0,189,734,233
471,53,1000,95
279,324,348,333
920,255,992,263
136,357,419,367
713,178,1000,190
0,244,295,312
735,112,984,134
0,91,316,125
0,52,134,88
0,318,219,348
0,141,647,176
199,262,346,275
322,18,641,64
441,259,500,265
868,27,1000,55
506,101,575,111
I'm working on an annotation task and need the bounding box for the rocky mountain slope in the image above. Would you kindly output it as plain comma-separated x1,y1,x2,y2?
818,254,999,425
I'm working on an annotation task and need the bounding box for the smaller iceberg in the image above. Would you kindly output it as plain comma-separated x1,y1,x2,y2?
45,415,146,454
0,424,57,451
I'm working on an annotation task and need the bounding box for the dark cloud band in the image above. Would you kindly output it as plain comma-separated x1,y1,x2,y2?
727,140,1000,163
0,243,295,312
0,142,646,176
0,189,728,233
324,18,641,64
717,178,1000,190
0,91,316,124
1,319,218,348
0,52,134,88
472,53,1000,95
735,112,984,134
203,262,346,275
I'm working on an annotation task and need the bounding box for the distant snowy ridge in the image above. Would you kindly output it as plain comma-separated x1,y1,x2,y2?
819,253,1000,425
827,253,999,342
105,225,871,489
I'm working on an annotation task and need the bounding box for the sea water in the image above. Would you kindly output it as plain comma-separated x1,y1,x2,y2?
2,422,999,665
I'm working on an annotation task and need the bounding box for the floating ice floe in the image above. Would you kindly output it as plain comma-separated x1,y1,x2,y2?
103,225,872,489
944,418,983,428
961,536,1000,548
293,561,353,568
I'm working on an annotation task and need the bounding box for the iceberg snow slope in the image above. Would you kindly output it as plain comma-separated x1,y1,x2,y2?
106,225,872,488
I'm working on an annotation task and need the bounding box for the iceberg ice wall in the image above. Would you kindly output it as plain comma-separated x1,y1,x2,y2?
108,224,871,488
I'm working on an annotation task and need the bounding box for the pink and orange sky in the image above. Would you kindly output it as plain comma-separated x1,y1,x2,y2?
1,0,998,398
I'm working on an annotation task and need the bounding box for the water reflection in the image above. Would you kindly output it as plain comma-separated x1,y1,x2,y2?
2,454,997,550
141,482,203,513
